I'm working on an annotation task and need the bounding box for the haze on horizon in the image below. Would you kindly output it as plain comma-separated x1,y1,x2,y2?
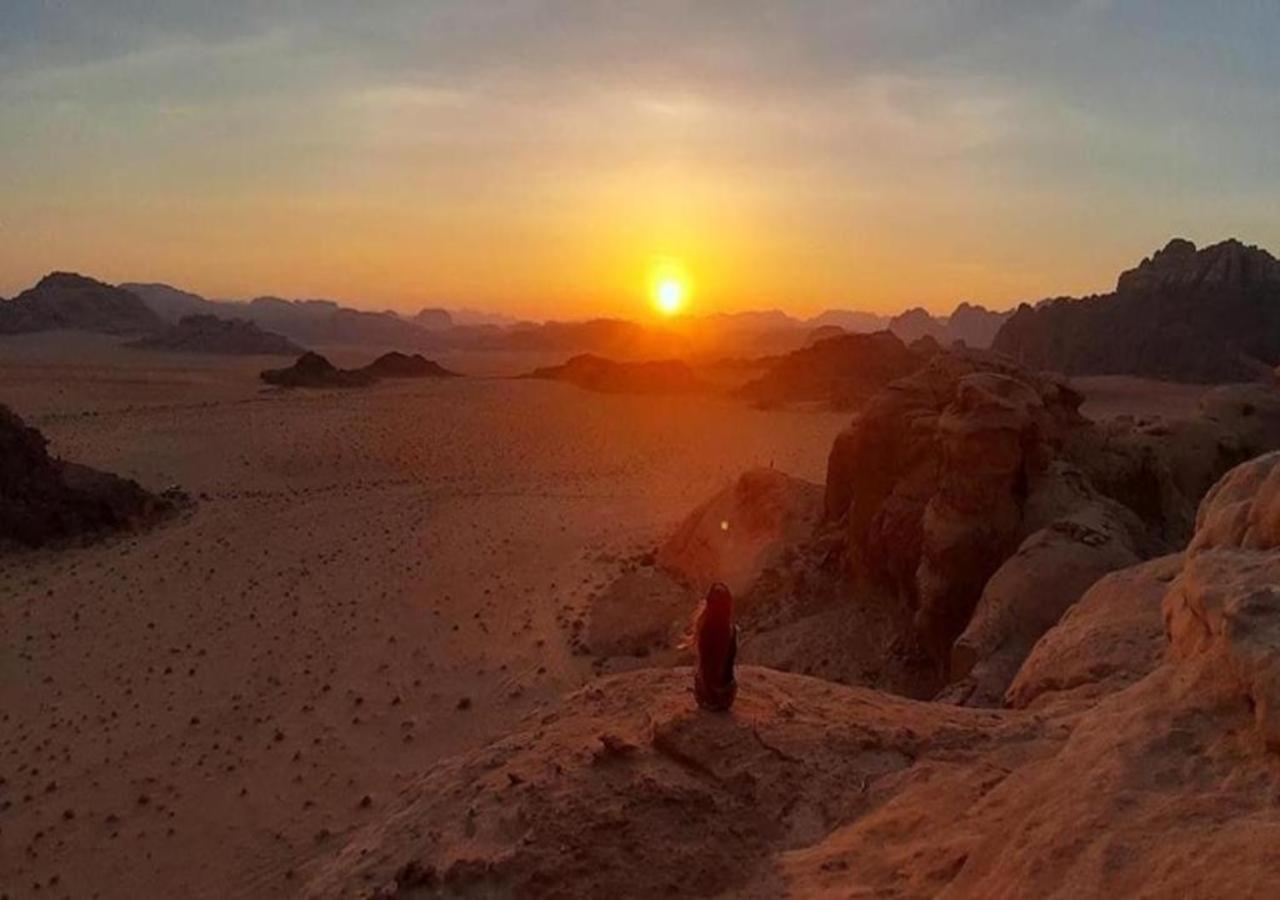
2,1,1279,321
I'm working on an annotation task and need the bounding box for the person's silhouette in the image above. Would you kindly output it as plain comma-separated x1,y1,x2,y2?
693,583,737,711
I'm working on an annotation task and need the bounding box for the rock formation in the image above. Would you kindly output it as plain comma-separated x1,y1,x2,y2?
260,352,378,388
656,468,822,598
1,404,181,548
945,301,1011,348
736,330,924,409
306,451,1280,899
820,349,1280,698
523,354,706,395
128,314,304,355
993,238,1280,382
360,351,457,378
0,273,165,335
888,306,947,344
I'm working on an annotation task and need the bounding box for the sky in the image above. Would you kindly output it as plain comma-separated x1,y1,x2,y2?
2,1,1279,320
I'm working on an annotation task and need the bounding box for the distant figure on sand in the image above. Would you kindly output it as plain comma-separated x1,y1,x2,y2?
692,583,738,711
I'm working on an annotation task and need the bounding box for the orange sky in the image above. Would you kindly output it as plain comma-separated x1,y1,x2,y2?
3,3,1279,320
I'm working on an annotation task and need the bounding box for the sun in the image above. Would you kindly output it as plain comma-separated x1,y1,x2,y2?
654,277,685,316
649,260,690,317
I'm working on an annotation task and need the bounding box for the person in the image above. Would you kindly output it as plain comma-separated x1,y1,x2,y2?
692,582,737,711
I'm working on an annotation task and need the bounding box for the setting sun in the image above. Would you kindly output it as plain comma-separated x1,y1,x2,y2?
655,277,685,316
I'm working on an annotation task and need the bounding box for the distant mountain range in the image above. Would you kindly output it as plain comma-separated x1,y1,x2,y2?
0,273,1011,358
8,239,1275,383
992,238,1280,382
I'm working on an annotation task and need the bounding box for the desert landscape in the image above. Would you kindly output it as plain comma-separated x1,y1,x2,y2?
7,4,1280,899
5,236,1280,899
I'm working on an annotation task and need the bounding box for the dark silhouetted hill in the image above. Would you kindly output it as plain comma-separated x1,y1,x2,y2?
993,238,1280,382
360,351,457,378
0,273,164,335
736,330,924,409
523,354,707,394
128,314,304,355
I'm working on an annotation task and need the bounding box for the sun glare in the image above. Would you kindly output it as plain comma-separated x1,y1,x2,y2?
655,278,685,316
650,261,689,317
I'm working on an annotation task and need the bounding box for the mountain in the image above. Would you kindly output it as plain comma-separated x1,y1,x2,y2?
946,302,1011,347
736,330,924,409
412,307,454,330
120,282,223,322
807,309,890,333
127,314,304,355
887,306,947,344
0,273,165,335
992,238,1280,382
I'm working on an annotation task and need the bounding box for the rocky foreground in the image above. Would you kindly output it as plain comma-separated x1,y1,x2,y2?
305,449,1280,899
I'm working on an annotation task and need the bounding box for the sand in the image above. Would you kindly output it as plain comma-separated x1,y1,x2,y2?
0,334,845,899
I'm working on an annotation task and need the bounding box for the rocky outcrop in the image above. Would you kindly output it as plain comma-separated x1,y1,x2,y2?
736,331,924,409
993,238,1280,382
656,468,822,598
1,404,180,549
307,453,1280,899
1163,451,1280,745
128,314,304,355
823,351,1087,668
360,351,457,378
260,352,378,388
819,351,1280,697
524,354,706,395
1006,553,1180,710
0,273,165,335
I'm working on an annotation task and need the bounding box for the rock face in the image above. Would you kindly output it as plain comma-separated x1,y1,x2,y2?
1163,451,1280,745
657,468,823,598
524,354,706,395
260,352,378,388
360,351,457,379
820,349,1280,699
824,351,1090,669
0,273,165,335
0,404,179,548
736,331,924,409
128,314,304,355
993,238,1280,382
307,454,1280,899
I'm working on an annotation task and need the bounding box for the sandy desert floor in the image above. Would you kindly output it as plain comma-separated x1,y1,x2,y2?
0,335,846,899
